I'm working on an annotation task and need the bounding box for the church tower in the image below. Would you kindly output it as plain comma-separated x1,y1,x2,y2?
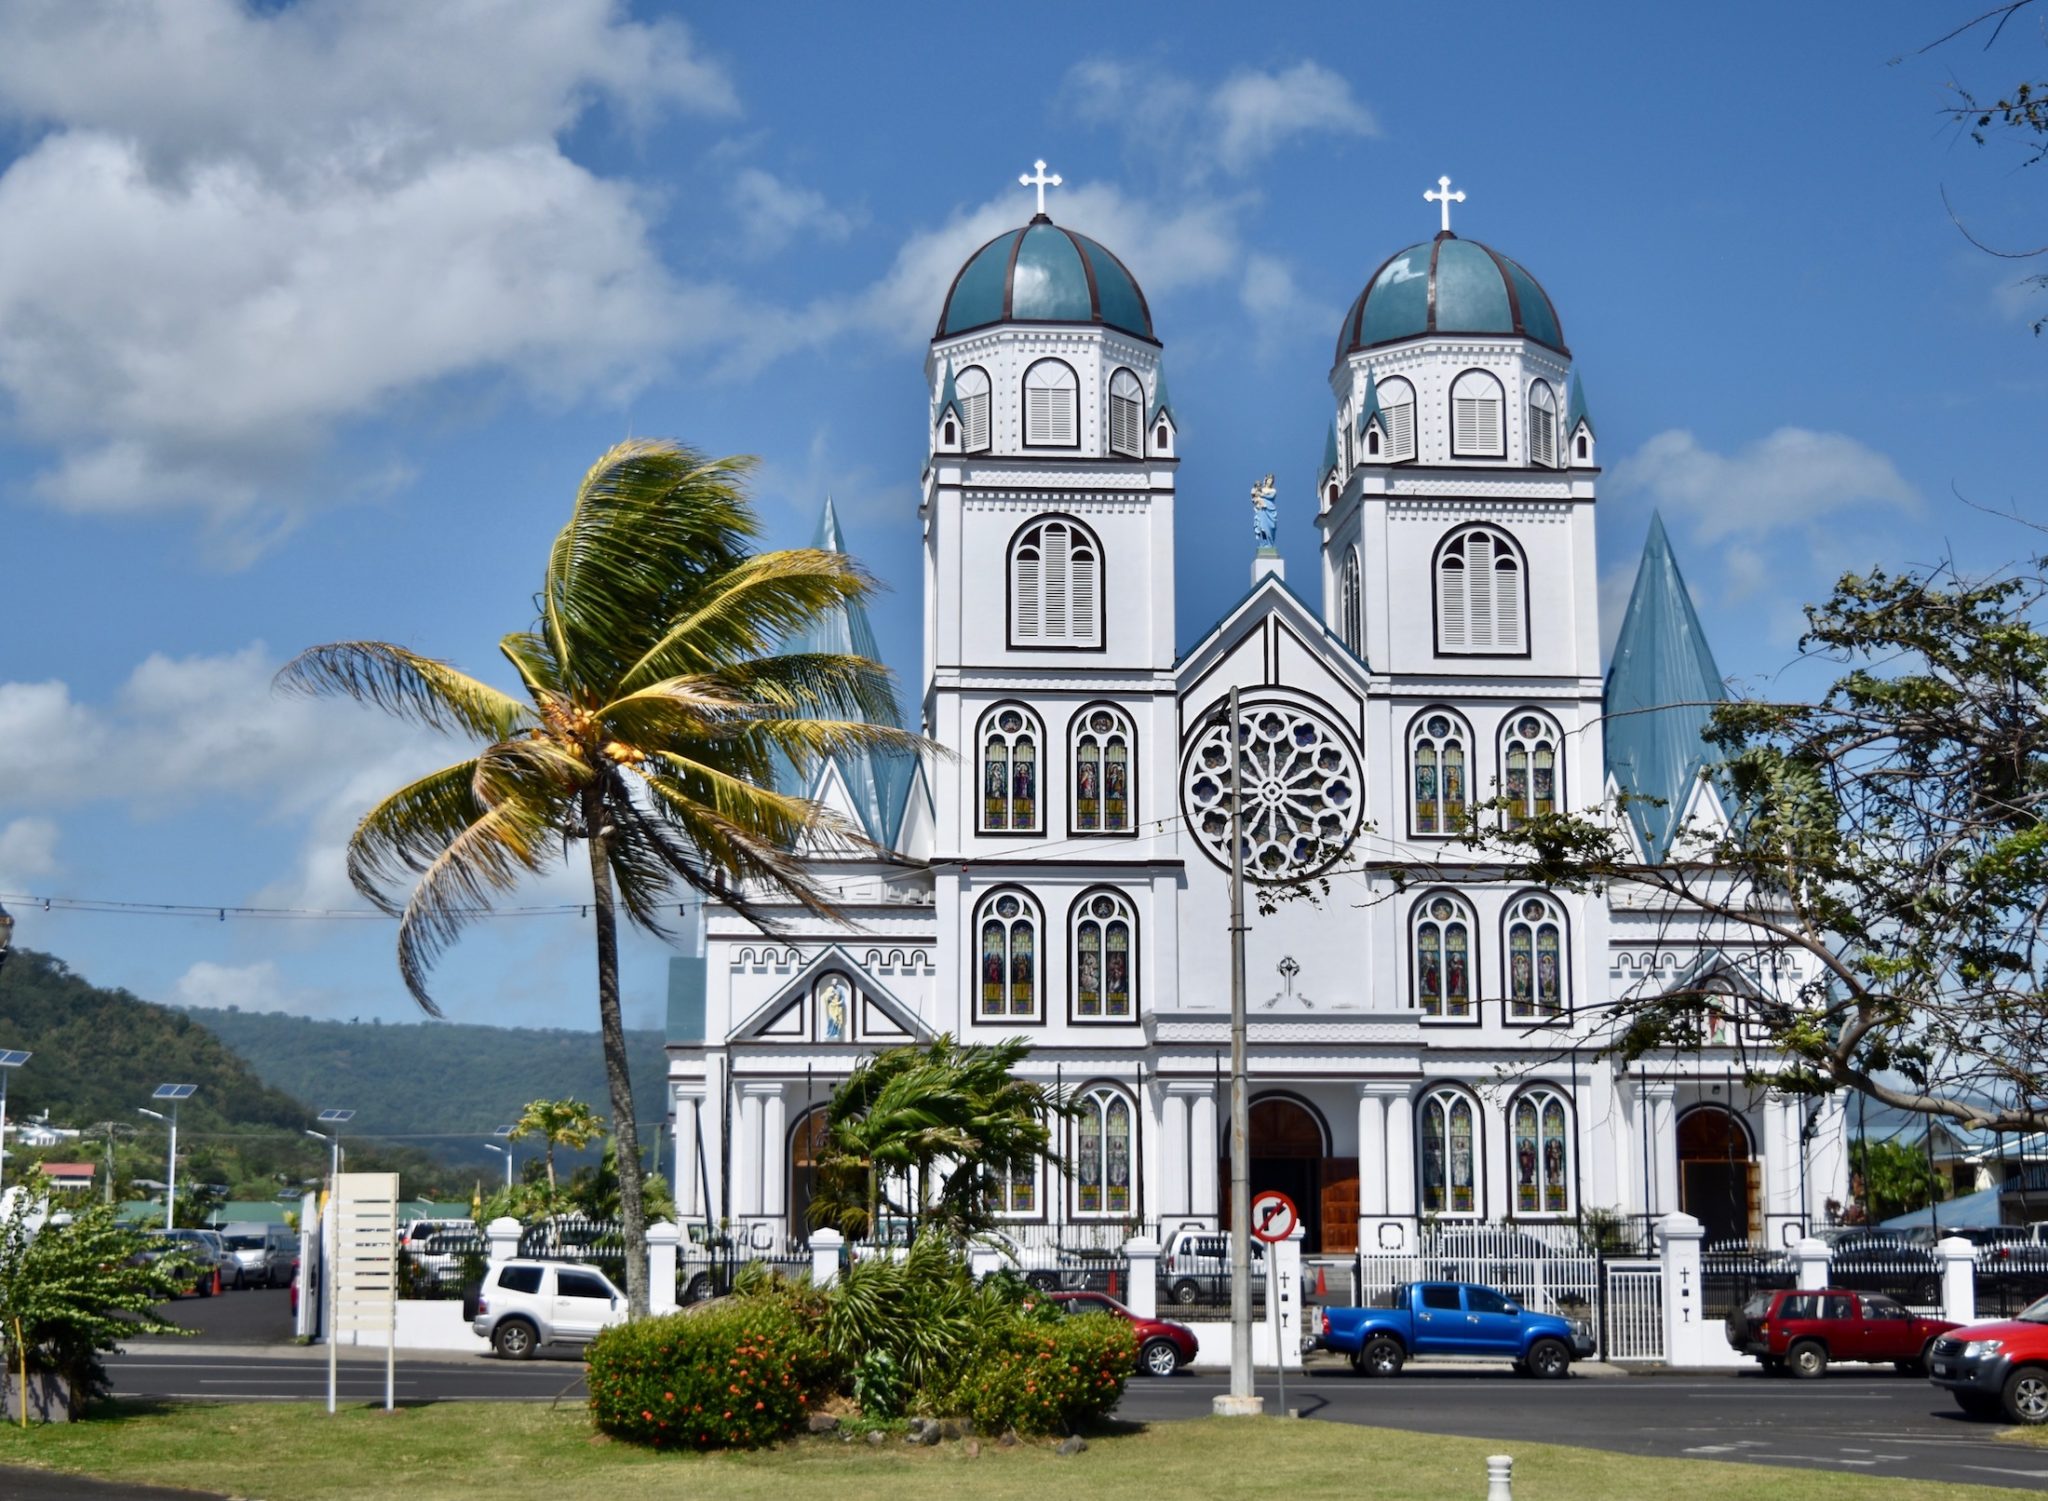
921,165,1181,1211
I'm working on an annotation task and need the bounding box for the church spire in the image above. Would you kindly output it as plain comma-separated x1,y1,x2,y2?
1604,513,1727,859
1566,372,1595,438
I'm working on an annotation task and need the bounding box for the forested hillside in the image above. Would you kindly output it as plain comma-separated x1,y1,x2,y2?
185,1006,668,1166
0,949,312,1135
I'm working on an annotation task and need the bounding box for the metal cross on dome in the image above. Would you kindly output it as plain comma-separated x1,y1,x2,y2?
1020,159,1063,216
1425,174,1467,234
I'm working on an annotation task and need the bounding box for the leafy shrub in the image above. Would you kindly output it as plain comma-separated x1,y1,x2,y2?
586,1300,829,1450
822,1231,1022,1403
946,1310,1135,1436
850,1348,905,1418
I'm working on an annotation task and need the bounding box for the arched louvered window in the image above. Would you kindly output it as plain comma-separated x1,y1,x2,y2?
1434,527,1525,654
1072,1086,1133,1215
1071,889,1136,1021
1450,370,1505,458
1339,548,1362,654
1409,709,1471,837
1419,1088,1480,1215
1379,376,1416,462
974,888,1040,1022
978,704,1042,833
1505,893,1568,1019
1023,359,1079,447
1071,704,1134,833
1010,516,1101,648
1527,379,1558,468
1500,709,1561,824
957,365,991,452
1511,1088,1572,1214
1108,368,1143,457
1412,892,1475,1018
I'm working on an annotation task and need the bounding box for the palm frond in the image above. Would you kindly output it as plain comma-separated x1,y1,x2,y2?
393,796,558,1015
498,631,565,705
472,736,593,809
277,642,534,741
345,758,489,914
720,652,906,727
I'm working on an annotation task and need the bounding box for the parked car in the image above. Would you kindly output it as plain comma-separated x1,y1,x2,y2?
1044,1291,1198,1376
216,1222,296,1289
1928,1296,2048,1422
1160,1228,1266,1307
1724,1287,1956,1377
135,1228,226,1298
1821,1230,1943,1306
470,1259,627,1359
971,1229,1070,1290
1319,1280,1595,1378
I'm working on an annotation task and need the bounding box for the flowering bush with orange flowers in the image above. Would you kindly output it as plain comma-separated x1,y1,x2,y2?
586,1301,829,1450
946,1311,1135,1436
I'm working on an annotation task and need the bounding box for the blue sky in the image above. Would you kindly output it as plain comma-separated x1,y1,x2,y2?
0,0,2040,1036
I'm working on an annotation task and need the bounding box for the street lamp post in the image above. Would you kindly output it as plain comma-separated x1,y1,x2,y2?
308,1110,353,1185
142,1084,197,1230
1216,683,1260,1417
493,1124,515,1188
482,1143,513,1189
0,1049,31,1198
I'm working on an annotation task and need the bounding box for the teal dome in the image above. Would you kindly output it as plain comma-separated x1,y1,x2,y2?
1334,234,1566,363
938,218,1153,341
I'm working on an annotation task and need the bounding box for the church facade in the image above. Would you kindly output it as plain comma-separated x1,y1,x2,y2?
663,175,1850,1258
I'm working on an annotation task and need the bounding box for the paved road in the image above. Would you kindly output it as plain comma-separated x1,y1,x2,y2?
1117,1362,2048,1489
108,1348,590,1405
138,1285,296,1345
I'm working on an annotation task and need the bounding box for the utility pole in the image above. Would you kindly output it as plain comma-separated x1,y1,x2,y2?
1214,684,1262,1416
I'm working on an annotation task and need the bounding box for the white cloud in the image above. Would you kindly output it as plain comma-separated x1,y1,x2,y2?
1607,428,1918,543
0,0,738,549
174,959,325,1015
1064,59,1376,179
0,818,60,888
730,168,856,254
0,682,110,804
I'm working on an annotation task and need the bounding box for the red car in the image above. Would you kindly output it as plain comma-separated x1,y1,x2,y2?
1929,1301,2048,1422
1046,1291,1199,1376
1725,1287,1956,1377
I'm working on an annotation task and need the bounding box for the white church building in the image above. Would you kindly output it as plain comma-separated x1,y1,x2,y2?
664,171,1850,1259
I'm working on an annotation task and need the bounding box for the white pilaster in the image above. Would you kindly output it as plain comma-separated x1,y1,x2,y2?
1383,1085,1416,1218
760,1085,787,1220
672,1088,703,1220
1356,1085,1387,1216
736,1088,763,1217
1642,1081,1678,1220
1161,1089,1191,1217
1189,1086,1219,1218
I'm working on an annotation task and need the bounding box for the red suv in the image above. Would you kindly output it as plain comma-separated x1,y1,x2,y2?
1725,1288,1955,1377
1046,1291,1199,1377
1929,1299,2048,1422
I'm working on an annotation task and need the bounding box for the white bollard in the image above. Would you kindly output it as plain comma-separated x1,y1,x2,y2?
646,1221,680,1313
1124,1236,1160,1319
810,1227,843,1289
1937,1236,1977,1322
1486,1454,1513,1501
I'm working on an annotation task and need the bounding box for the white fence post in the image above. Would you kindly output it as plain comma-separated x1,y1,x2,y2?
1273,1225,1305,1371
1938,1235,1976,1323
810,1227,843,1288
1655,1211,1705,1365
1792,1237,1831,1292
647,1221,680,1314
1125,1235,1159,1319
485,1216,520,1268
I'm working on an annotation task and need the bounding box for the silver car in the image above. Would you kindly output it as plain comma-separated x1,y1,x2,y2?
217,1222,296,1289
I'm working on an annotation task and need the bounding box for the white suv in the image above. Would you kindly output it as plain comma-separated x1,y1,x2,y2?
470,1260,626,1358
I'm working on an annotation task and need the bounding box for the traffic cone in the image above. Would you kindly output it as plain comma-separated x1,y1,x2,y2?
1316,1266,1327,1297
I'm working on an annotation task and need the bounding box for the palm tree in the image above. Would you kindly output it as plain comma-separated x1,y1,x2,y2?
809,1036,1065,1240
279,439,920,1315
509,1097,605,1196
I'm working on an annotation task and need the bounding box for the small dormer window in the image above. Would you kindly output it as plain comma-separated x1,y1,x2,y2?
1379,376,1416,462
1576,432,1589,460
1108,369,1143,457
1450,370,1505,458
957,366,991,452
1527,380,1558,468
942,419,957,446
1366,428,1381,457
1023,359,1078,447
1156,424,1168,448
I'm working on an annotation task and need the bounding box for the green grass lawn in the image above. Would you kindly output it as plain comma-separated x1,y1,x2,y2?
0,1404,2042,1501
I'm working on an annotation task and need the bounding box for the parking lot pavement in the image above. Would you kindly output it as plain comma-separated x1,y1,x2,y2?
132,1285,297,1346
0,1465,226,1500
1113,1365,2048,1490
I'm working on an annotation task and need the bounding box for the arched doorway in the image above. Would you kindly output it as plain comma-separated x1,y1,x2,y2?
1221,1095,1351,1253
788,1107,830,1243
1679,1105,1756,1245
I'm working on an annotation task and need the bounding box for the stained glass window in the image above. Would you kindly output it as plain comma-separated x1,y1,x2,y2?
1506,895,1567,1018
1414,894,1476,1018
974,890,1039,1021
1073,891,1136,1021
1501,711,1560,825
1513,1089,1572,1214
1074,1089,1134,1216
1073,706,1133,833
1420,1090,1479,1215
979,706,1043,833
1182,700,1361,882
1410,711,1470,837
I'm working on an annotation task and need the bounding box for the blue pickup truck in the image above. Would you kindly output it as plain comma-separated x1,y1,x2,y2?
1318,1280,1596,1378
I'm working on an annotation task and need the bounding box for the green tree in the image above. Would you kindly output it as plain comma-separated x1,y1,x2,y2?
809,1036,1065,1240
1468,561,2048,1135
1851,1138,1950,1223
279,440,919,1315
508,1097,604,1196
0,1199,191,1419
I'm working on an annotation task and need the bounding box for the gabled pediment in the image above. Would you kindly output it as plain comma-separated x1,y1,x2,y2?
728,945,932,1045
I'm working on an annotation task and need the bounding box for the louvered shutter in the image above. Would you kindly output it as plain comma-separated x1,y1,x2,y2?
1387,402,1413,461
1439,556,1466,649
1070,546,1097,642
1466,535,1494,648
1043,525,1069,637
1025,362,1076,446
1454,398,1479,455
1015,540,1041,639
1494,556,1522,649
964,393,989,451
1109,371,1142,457
1451,373,1503,457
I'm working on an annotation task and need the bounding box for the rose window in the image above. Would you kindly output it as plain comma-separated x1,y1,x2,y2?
1182,702,1362,879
